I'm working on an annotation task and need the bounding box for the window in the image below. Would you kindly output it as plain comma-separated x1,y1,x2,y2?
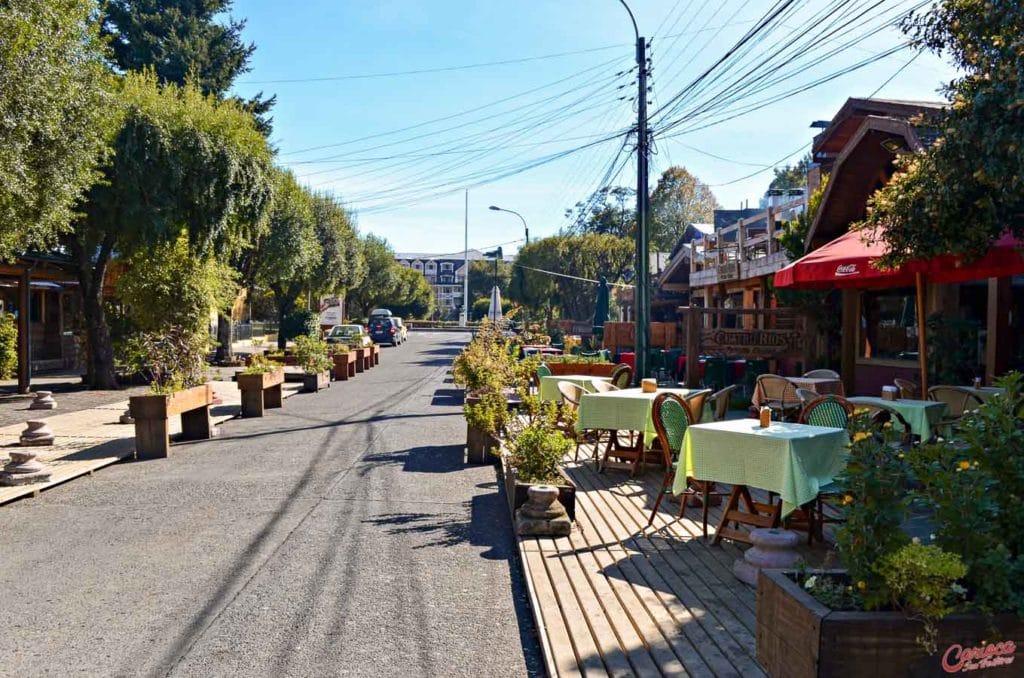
425,261,437,272
859,288,918,360
441,262,453,272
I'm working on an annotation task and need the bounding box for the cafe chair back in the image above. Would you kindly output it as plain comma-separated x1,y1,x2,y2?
609,363,633,389
590,379,618,394
755,374,801,420
798,394,854,429
683,388,712,424
708,384,737,422
927,385,983,418
893,377,920,399
803,368,840,379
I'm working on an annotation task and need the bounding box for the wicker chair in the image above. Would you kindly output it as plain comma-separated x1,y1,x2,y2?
556,381,597,462
707,384,737,422
854,402,914,446
649,393,722,534
928,385,984,433
894,377,920,399
799,394,854,428
754,375,802,421
803,368,840,379
609,363,633,389
796,388,819,406
590,379,618,393
684,388,712,424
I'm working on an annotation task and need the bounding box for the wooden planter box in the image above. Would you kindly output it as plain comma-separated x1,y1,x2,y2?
129,384,213,459
332,351,357,380
757,569,1024,678
371,344,380,365
300,370,331,393
353,347,371,373
502,455,577,522
466,425,499,464
236,370,284,417
546,362,615,377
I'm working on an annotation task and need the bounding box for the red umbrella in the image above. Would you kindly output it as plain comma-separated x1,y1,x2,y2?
912,232,1024,283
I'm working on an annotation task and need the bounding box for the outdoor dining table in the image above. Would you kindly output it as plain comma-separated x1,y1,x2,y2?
538,374,609,402
673,418,850,545
847,396,949,441
577,387,699,474
964,386,1006,402
751,376,844,406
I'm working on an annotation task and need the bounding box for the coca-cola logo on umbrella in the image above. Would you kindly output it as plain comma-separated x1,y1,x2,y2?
835,264,859,277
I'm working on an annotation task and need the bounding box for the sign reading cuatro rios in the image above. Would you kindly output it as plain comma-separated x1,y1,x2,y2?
699,328,806,357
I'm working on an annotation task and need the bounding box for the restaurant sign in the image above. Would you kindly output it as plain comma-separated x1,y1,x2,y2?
699,327,805,357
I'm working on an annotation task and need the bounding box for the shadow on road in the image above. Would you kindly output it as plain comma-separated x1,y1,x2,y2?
359,443,465,475
430,387,464,406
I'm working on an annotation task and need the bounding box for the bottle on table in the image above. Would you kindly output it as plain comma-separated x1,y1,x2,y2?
759,406,771,428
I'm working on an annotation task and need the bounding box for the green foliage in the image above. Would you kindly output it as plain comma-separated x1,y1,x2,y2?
925,313,981,386
464,390,508,437
768,154,812,190
0,313,17,379
243,353,279,375
565,185,636,238
863,1,1024,266
834,413,913,609
293,334,332,374
451,321,516,393
122,326,210,393
471,296,513,321
798,570,863,612
0,0,111,260
649,166,720,251
468,259,512,304
777,176,829,261
507,421,573,485
116,236,237,334
281,309,319,344
878,543,968,653
343,234,400,318
388,265,435,319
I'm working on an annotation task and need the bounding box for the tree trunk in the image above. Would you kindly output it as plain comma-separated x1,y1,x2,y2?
275,295,293,351
70,235,118,390
215,312,234,363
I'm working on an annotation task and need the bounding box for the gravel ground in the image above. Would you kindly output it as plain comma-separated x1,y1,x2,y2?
1,332,542,677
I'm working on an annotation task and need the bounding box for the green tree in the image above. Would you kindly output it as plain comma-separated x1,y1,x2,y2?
649,166,720,251
0,0,110,260
345,234,400,319
768,154,812,190
70,73,273,388
388,266,435,319
864,1,1023,265
468,259,513,304
565,186,636,238
100,0,275,134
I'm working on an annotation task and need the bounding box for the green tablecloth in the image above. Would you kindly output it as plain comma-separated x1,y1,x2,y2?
847,396,948,440
966,386,1005,402
539,375,607,402
576,387,697,447
674,419,850,516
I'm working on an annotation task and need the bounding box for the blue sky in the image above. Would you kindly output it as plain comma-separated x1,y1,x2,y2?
230,1,957,256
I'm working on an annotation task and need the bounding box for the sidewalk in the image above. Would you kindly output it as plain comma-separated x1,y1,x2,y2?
0,378,303,506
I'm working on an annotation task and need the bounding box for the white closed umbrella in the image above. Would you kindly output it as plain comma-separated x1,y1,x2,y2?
487,285,503,323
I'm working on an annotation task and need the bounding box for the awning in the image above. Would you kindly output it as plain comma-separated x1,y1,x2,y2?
773,227,913,289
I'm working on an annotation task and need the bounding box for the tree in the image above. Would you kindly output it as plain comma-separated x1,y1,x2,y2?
0,0,110,260
345,235,400,319
100,0,275,134
565,186,636,238
467,259,512,303
768,154,812,190
649,166,720,251
388,266,435,319
70,73,273,388
864,1,1023,266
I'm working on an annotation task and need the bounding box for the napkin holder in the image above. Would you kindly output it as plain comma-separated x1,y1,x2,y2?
881,385,898,401
641,378,657,393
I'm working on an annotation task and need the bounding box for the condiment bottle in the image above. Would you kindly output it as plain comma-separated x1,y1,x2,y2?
759,406,771,428
973,377,982,389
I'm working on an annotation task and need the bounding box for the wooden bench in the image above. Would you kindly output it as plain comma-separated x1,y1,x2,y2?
129,384,213,459
236,370,284,417
332,351,357,380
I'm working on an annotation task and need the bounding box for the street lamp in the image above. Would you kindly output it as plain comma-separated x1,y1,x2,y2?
488,205,529,244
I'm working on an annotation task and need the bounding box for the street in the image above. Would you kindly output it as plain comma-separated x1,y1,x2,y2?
1,332,541,677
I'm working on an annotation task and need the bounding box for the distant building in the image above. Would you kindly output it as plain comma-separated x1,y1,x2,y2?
394,249,495,318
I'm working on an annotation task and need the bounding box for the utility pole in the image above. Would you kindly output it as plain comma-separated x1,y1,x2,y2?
620,0,650,382
461,189,469,327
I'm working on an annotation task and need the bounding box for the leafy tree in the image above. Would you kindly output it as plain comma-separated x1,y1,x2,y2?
100,0,275,134
468,259,513,303
0,0,110,260
565,186,636,238
388,266,435,319
864,0,1022,266
70,73,273,388
649,166,720,251
345,234,400,319
768,154,812,190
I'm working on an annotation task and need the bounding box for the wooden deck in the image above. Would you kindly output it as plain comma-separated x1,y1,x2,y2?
516,445,833,678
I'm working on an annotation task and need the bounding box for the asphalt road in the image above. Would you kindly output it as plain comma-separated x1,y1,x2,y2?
1,332,542,677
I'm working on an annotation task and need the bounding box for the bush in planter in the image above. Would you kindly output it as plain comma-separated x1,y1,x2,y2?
243,354,279,375
293,334,332,374
121,326,209,394
452,321,516,393
507,422,572,485
464,389,508,438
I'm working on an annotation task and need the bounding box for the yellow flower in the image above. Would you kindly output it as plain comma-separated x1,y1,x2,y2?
857,580,867,591
852,431,871,444
958,460,971,471
842,494,854,505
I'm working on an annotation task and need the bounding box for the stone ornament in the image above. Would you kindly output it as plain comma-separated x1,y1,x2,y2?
516,484,571,537
29,391,57,410
733,527,802,586
20,420,55,446
0,449,52,486
119,408,134,425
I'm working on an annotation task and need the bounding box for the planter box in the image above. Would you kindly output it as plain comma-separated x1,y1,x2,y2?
757,569,1024,678
354,347,371,373
371,344,380,365
129,384,213,459
300,371,331,393
332,351,357,380
502,454,577,521
466,425,499,464
546,362,615,377
236,369,285,417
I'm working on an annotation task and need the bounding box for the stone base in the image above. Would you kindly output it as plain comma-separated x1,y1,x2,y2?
515,484,572,536
119,411,135,424
516,513,572,537
733,558,761,586
0,469,51,486
19,435,54,446
733,528,803,586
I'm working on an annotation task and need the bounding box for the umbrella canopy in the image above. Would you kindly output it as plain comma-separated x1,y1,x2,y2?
487,285,503,323
773,227,914,289
912,232,1024,284
593,276,610,327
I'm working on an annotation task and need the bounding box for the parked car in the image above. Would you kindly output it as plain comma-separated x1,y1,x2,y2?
369,308,392,319
390,317,408,343
368,316,406,346
326,324,372,348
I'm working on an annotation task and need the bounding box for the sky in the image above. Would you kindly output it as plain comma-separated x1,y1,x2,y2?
229,0,958,257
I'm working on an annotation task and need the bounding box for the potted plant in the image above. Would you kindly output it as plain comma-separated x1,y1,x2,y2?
465,389,508,464
503,418,576,521
292,334,332,393
126,327,214,459
236,354,285,417
329,344,357,380
757,373,1024,677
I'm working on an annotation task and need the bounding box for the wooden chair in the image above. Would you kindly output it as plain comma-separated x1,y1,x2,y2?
894,377,920,399
684,388,712,424
557,381,598,462
754,374,802,421
609,363,633,389
649,393,723,534
927,385,983,433
707,384,737,422
803,368,840,379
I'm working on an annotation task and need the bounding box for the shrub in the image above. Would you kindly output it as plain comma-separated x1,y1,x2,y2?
293,334,332,374
122,326,210,394
464,390,508,436
0,313,17,379
508,422,572,485
243,354,279,375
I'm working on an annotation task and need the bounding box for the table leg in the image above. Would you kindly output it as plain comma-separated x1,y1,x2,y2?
712,484,782,545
